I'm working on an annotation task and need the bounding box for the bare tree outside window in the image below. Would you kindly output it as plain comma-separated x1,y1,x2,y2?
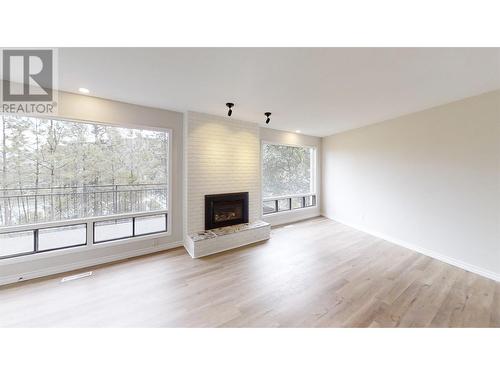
262,143,314,198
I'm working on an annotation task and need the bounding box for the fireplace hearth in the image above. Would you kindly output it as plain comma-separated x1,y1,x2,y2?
205,192,249,230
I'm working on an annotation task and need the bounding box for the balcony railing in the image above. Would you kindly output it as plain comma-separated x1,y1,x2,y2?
0,183,168,227
263,193,316,215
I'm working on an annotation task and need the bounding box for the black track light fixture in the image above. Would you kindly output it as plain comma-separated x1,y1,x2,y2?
226,103,234,116
264,112,272,124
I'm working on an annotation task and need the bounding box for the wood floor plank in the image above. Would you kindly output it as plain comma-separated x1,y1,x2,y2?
0,217,498,327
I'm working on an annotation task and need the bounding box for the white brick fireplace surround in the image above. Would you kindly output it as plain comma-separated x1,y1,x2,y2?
183,112,267,256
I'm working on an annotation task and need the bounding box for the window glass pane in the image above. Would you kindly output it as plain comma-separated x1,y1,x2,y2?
262,143,314,198
263,201,277,214
304,195,316,207
94,218,133,243
0,231,34,257
38,224,87,251
277,199,291,211
135,214,167,236
0,114,169,227
291,197,304,209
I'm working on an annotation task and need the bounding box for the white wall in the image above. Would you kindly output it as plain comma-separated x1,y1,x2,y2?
184,112,261,236
321,90,500,280
260,127,322,226
0,89,184,285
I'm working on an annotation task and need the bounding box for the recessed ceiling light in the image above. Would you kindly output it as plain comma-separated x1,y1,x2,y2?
78,87,90,94
295,130,301,133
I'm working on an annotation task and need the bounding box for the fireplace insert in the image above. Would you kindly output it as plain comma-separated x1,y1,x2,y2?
205,192,249,230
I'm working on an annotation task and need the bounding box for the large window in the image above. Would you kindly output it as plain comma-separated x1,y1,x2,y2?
262,143,316,215
0,114,169,259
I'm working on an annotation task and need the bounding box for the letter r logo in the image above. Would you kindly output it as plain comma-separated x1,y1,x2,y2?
2,49,53,102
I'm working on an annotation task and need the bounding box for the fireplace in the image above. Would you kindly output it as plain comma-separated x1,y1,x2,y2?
205,192,249,230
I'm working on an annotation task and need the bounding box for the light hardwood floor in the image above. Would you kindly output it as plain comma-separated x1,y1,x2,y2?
0,217,498,327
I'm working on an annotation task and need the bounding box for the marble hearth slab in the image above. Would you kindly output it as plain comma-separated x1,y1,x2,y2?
185,220,271,258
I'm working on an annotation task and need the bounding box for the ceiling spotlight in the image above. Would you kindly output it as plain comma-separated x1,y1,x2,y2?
265,112,272,124
226,103,234,116
295,130,301,133
78,87,90,94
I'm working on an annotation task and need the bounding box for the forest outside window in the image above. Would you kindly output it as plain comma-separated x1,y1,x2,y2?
262,143,316,215
0,114,170,259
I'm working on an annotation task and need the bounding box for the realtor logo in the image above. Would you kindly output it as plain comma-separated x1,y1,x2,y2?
1,48,58,114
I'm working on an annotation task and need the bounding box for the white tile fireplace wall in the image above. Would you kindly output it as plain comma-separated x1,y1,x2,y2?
183,112,261,240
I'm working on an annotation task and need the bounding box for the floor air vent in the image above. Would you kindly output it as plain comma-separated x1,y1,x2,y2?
61,271,93,283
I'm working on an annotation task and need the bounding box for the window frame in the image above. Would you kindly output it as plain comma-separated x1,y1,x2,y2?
93,213,168,244
0,113,172,260
260,140,318,216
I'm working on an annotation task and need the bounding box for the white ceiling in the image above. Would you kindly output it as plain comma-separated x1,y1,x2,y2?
56,48,500,137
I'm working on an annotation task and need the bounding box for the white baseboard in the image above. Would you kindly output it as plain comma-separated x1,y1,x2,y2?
324,214,500,283
0,241,184,286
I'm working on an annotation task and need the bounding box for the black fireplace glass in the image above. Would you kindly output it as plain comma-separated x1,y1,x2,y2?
205,192,249,230
213,200,244,223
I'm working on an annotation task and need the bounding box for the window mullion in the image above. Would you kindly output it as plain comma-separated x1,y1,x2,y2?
34,228,39,252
